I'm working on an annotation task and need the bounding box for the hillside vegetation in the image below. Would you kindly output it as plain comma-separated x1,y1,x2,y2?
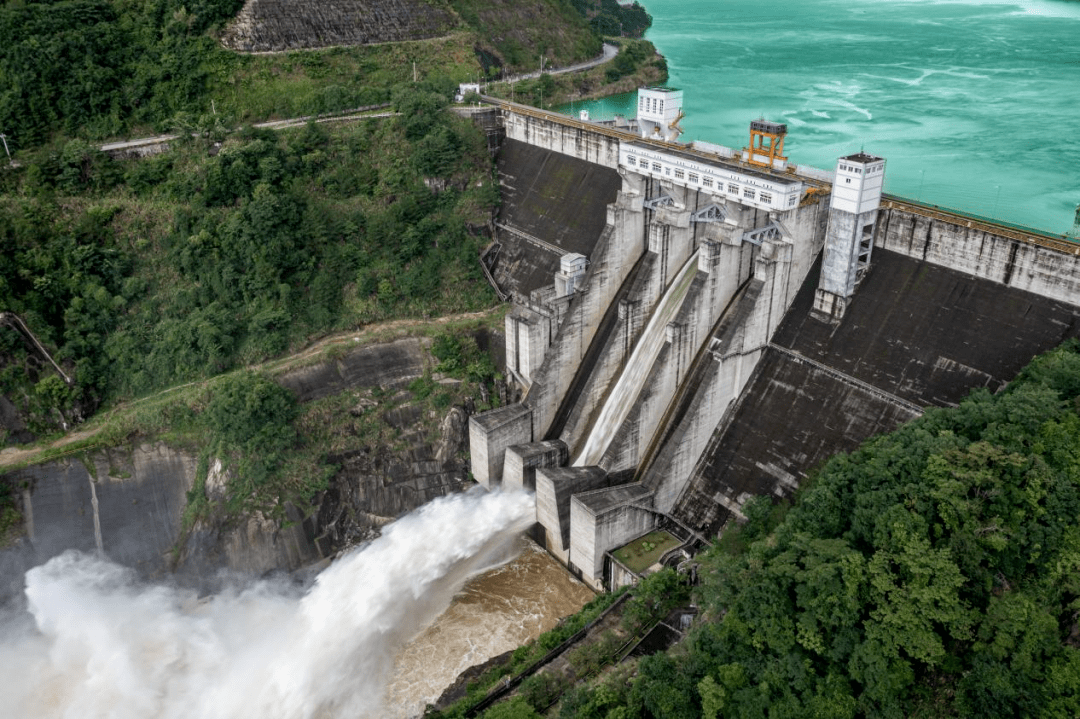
457,340,1080,718
0,82,498,439
0,0,627,150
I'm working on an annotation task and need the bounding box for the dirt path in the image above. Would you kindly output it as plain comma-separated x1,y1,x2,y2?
0,308,502,471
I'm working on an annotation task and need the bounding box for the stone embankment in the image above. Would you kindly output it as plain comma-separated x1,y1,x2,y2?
221,0,457,52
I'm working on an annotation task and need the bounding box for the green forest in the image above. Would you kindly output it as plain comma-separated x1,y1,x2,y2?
0,83,498,436
0,0,647,150
446,340,1080,718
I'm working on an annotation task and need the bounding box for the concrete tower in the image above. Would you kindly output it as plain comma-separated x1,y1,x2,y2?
813,152,886,321
636,87,683,142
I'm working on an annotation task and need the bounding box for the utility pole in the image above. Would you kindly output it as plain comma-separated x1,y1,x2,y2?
0,133,10,166
413,61,417,83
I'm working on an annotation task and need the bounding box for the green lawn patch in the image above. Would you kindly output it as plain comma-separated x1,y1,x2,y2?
611,530,679,574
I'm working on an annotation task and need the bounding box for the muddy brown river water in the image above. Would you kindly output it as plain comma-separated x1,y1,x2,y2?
386,538,594,718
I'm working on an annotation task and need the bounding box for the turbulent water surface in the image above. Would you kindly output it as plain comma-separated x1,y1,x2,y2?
565,0,1080,233
0,490,591,719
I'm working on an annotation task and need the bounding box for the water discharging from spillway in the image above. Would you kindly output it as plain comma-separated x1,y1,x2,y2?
0,489,592,719
574,250,700,467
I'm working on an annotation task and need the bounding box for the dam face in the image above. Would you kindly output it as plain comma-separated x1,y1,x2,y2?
472,101,1080,591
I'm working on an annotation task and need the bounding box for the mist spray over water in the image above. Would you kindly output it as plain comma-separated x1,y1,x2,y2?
0,489,535,719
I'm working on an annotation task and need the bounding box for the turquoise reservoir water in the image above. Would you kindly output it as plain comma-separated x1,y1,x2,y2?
563,0,1080,233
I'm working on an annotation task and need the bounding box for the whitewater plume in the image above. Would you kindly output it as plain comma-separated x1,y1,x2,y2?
0,488,535,719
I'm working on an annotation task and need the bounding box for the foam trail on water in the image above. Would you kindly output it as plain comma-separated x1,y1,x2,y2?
0,488,535,719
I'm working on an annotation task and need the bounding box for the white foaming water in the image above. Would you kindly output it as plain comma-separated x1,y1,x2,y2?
0,489,535,719
574,251,700,467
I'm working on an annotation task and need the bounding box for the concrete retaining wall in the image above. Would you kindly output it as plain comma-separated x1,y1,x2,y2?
503,112,622,169
877,205,1080,306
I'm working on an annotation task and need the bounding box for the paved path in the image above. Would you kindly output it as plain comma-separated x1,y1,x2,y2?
99,108,399,154
498,42,619,84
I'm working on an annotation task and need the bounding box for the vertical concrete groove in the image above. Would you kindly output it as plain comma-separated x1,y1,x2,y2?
1002,242,1020,286
88,476,104,555
21,488,34,543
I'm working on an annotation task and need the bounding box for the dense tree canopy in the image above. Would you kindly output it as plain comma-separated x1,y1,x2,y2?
0,79,498,436
0,0,244,146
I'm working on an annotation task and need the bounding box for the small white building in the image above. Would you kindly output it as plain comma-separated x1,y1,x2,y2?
636,87,684,142
455,82,482,102
555,253,589,297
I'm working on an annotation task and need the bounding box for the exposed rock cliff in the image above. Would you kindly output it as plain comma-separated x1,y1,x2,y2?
0,330,495,597
221,0,458,52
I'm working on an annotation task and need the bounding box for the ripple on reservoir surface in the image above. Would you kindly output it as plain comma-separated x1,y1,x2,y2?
563,0,1080,233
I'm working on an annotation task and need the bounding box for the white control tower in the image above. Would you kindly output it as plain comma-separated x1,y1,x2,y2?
813,152,887,321
636,87,684,142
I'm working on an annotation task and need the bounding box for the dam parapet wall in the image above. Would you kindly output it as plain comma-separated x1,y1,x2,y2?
502,109,622,169
876,199,1080,306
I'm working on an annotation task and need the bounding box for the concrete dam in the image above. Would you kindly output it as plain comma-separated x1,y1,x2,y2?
469,92,1080,591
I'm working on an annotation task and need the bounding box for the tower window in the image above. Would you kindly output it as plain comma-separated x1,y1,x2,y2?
703,177,713,188
744,188,756,200
652,162,662,172
689,172,699,183
728,183,738,194
760,192,772,204
674,169,685,180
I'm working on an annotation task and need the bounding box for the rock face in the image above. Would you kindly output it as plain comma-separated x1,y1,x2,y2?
0,334,483,596
307,403,472,554
0,443,196,602
221,0,457,52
